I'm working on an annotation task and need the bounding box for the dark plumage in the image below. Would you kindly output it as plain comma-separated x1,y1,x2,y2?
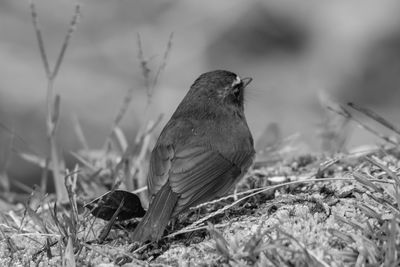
130,70,255,243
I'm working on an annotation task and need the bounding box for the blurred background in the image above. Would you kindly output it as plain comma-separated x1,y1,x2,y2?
1,0,400,190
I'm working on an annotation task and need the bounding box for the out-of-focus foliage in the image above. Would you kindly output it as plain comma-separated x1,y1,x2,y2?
1,0,400,185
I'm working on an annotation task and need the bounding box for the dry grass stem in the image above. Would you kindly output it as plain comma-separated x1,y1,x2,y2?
329,104,398,145
151,32,174,97
72,115,89,151
348,102,400,136
29,0,81,202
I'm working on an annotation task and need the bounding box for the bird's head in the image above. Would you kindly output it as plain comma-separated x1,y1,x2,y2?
189,70,252,109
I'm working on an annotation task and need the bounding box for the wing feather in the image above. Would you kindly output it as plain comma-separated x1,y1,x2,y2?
147,143,254,216
147,145,174,196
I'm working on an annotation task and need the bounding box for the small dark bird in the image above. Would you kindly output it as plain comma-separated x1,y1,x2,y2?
131,70,255,243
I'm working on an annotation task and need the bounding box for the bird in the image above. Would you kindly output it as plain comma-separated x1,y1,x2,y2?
130,70,255,243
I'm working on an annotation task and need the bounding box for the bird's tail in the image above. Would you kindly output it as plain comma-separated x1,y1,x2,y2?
130,184,178,243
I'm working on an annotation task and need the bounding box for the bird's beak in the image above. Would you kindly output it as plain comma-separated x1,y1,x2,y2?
241,77,252,88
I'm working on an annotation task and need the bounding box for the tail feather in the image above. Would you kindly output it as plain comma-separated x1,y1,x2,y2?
131,184,178,243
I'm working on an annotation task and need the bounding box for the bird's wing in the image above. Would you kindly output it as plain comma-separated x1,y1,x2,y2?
147,144,254,214
147,144,174,197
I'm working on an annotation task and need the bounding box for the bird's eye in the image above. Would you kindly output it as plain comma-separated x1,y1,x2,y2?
231,76,242,99
232,82,242,99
